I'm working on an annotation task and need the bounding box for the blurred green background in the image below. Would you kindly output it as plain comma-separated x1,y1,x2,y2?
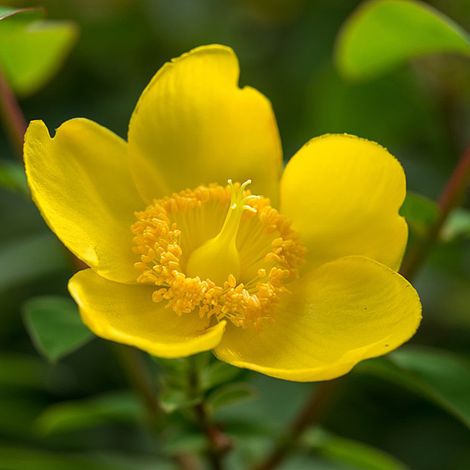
1,0,470,469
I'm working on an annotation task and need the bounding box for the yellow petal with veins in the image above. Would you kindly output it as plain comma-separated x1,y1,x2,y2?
128,44,282,204
69,269,226,358
24,119,142,283
281,134,407,270
215,256,421,382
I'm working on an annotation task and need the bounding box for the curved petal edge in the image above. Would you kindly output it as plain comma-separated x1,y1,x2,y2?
215,255,421,382
69,269,226,358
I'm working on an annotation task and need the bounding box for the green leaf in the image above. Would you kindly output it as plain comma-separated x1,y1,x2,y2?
200,360,242,391
303,429,407,470
441,208,470,241
154,356,190,381
0,7,78,96
207,382,257,412
0,445,164,470
23,295,93,363
161,433,207,455
0,233,69,291
0,353,71,398
0,353,51,390
356,346,470,429
399,193,470,243
0,160,28,193
400,191,438,238
159,387,201,414
36,391,142,435
0,446,100,470
336,0,470,80
0,402,43,439
0,7,41,23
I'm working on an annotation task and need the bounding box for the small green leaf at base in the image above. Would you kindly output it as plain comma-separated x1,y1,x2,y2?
200,360,242,391
207,382,257,413
23,295,93,363
159,388,202,414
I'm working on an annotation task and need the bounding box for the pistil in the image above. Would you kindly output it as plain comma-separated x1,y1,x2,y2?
186,180,258,284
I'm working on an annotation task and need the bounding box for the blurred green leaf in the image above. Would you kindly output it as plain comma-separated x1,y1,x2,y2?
336,0,470,80
0,446,105,470
36,391,142,435
0,446,168,470
303,429,407,470
154,356,190,390
0,399,44,439
0,233,69,291
357,346,470,429
0,353,50,390
23,295,93,363
0,7,41,23
399,193,470,242
0,7,78,96
200,360,242,391
400,191,438,238
159,387,201,414
161,432,206,455
0,160,27,193
441,208,470,241
207,382,257,413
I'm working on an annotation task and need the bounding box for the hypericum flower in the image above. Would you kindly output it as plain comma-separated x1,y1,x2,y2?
24,45,421,381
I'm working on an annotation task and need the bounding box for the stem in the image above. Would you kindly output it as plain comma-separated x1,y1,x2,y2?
0,66,27,159
116,345,203,468
400,144,470,280
194,403,231,470
113,344,160,424
172,454,201,470
189,358,232,470
253,380,340,470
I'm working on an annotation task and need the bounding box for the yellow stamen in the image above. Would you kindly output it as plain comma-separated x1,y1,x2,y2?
131,182,305,328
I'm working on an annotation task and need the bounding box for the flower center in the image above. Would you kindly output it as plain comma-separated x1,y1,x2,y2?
186,180,258,284
131,181,305,328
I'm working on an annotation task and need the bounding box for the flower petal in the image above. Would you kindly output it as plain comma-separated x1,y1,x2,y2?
24,119,142,283
69,269,226,358
214,256,421,382
280,134,408,270
128,44,282,203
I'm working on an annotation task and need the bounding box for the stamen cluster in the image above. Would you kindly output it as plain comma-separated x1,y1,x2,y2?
131,183,305,328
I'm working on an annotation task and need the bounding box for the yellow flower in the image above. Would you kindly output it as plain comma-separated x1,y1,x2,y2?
24,45,421,382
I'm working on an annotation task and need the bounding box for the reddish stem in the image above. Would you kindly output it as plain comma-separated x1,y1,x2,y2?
252,380,340,470
189,358,232,470
400,144,470,280
0,67,27,159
